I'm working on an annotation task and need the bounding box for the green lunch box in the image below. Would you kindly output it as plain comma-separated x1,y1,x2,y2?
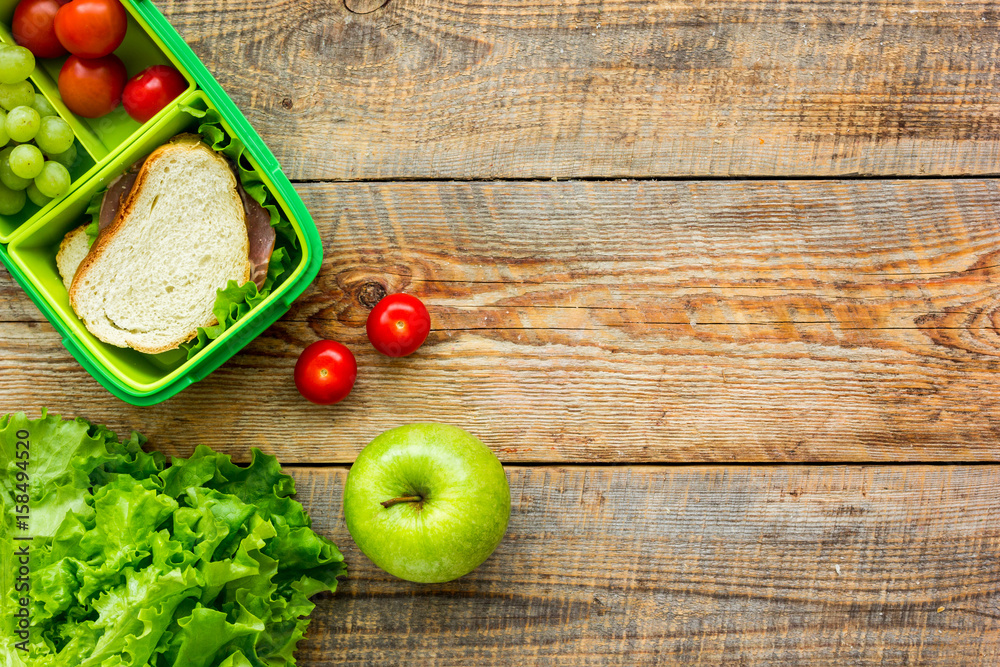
0,0,321,406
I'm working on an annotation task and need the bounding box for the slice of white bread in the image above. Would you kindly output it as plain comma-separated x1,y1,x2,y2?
56,225,90,291
69,136,250,354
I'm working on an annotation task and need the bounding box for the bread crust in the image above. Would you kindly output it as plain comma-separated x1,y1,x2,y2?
70,137,251,354
56,224,90,291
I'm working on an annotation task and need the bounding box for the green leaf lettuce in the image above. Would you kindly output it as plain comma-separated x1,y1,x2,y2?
1,412,344,666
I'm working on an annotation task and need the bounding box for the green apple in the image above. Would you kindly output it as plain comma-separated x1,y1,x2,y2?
343,423,510,583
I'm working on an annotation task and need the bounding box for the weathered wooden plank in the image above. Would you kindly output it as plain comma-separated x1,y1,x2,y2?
3,180,1000,462
291,465,1000,666
155,0,1000,179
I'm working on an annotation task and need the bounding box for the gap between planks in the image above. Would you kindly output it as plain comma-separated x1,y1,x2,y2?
279,461,1000,469
286,174,1000,184
281,460,1000,471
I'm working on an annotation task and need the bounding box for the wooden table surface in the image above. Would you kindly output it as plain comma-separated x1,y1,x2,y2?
2,0,999,664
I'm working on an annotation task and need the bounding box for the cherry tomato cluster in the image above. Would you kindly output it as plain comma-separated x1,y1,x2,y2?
294,293,431,405
11,0,186,122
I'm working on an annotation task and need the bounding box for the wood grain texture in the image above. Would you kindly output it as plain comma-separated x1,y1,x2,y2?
291,465,1000,666
153,0,1000,179
2,180,1000,463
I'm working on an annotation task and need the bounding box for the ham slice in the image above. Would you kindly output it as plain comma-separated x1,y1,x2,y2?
239,186,275,289
98,168,139,233
96,158,275,289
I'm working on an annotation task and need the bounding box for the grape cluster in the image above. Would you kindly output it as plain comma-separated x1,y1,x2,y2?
0,43,75,215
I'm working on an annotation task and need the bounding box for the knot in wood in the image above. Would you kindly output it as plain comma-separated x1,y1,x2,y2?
281,97,293,110
344,0,390,14
358,281,387,309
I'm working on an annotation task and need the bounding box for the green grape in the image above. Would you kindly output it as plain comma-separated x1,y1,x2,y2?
0,46,34,86
45,143,77,169
0,147,29,190
0,109,8,147
0,181,25,215
0,81,34,111
34,116,74,154
32,93,57,118
10,144,43,179
34,160,70,198
25,182,50,207
5,106,39,143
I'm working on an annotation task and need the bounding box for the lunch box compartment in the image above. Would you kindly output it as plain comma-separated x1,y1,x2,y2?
0,0,196,242
0,0,322,405
7,90,315,399
0,139,94,241
0,0,197,156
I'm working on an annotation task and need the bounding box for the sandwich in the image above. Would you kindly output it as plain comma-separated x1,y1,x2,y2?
57,134,276,354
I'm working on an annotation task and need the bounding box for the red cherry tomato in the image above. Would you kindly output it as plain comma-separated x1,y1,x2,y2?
122,65,187,123
58,54,125,118
54,0,126,58
12,0,68,59
366,293,431,357
294,340,357,405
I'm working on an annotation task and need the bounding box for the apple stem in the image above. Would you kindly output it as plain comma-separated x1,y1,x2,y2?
380,495,423,508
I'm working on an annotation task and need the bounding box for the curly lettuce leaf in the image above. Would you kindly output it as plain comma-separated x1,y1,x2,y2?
83,189,103,247
0,411,155,539
180,246,293,358
172,487,255,566
84,566,202,667
81,476,178,573
162,606,263,667
1,413,343,667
